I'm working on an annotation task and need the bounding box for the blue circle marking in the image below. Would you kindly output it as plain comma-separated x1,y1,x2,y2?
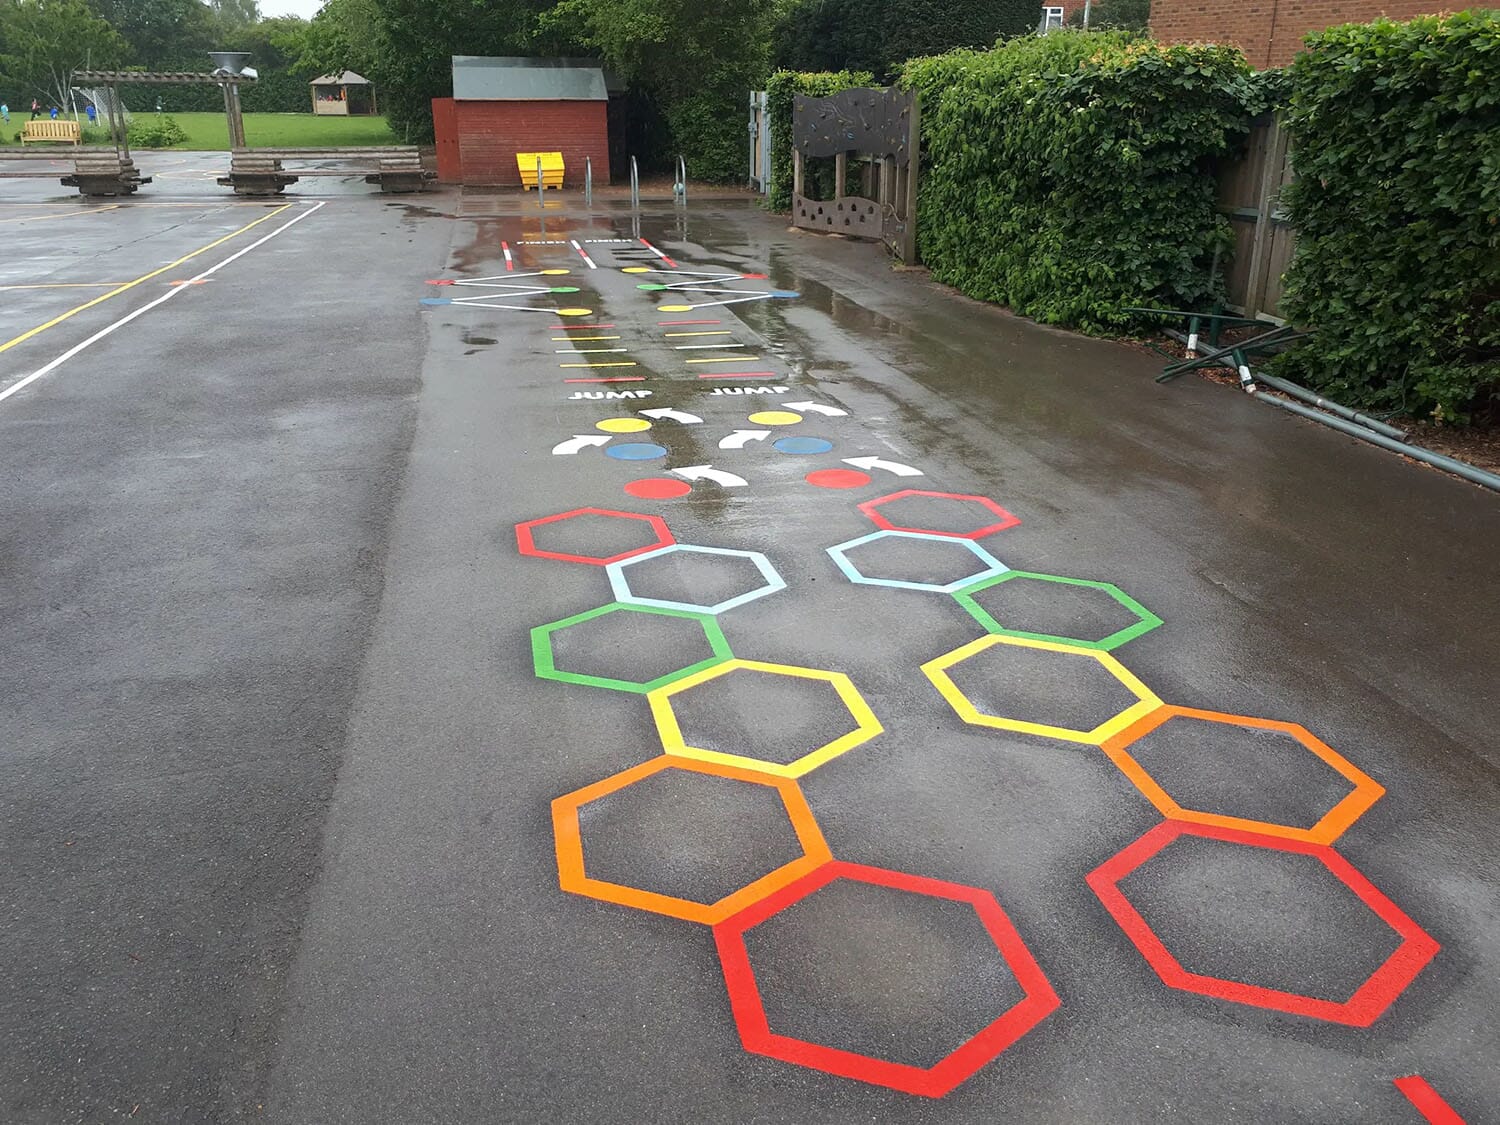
773,436,834,455
605,443,670,461
769,290,801,299
420,297,452,306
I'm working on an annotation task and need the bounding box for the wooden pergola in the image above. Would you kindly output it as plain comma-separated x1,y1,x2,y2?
310,71,377,116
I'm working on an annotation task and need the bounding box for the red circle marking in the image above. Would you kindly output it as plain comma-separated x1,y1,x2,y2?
424,279,455,285
806,469,872,490
625,478,692,500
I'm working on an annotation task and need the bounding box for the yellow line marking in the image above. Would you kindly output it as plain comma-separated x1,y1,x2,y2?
560,362,638,369
0,204,293,357
685,356,762,364
0,283,137,290
664,331,732,337
0,204,121,227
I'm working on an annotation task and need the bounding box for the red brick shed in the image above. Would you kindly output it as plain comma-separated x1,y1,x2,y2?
1150,1,1447,68
433,56,612,186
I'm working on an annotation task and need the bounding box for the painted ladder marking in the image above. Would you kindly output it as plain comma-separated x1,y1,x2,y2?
675,343,747,350
551,336,620,341
560,361,638,369
697,372,779,380
554,324,616,330
502,241,514,271
686,356,762,364
557,348,629,354
664,331,732,337
570,239,598,270
639,238,678,267
565,376,647,383
659,320,723,326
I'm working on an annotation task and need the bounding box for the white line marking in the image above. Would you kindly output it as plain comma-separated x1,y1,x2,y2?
0,202,325,407
674,343,747,350
570,240,598,270
556,348,628,354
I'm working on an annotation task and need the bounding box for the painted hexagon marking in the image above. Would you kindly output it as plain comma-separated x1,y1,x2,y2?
649,659,883,778
516,507,674,566
531,602,734,694
859,489,1021,539
1100,705,1385,844
552,756,832,925
1087,821,1439,1026
954,570,1163,651
713,861,1060,1097
827,530,1008,594
921,635,1162,745
608,544,786,615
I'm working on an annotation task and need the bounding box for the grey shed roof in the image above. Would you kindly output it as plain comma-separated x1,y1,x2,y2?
311,71,370,86
452,56,609,101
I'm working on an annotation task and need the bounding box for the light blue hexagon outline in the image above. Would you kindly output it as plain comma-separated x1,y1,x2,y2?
826,529,1009,594
607,543,787,614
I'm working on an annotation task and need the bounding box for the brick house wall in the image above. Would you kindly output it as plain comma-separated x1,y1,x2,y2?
447,98,610,186
1150,1,1444,67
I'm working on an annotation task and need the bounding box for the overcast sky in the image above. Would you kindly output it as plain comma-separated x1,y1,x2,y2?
257,0,324,18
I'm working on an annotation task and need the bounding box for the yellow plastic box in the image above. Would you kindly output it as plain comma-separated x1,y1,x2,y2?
517,151,565,190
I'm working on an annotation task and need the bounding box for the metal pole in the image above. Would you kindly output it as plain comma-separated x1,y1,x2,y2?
630,155,639,211
1250,390,1500,493
585,156,592,208
537,155,544,207
1083,0,1092,27
676,155,687,206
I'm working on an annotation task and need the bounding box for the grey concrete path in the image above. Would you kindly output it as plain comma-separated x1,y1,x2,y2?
1,181,1497,1124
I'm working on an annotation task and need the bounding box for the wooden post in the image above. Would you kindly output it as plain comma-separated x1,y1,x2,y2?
835,151,847,200
793,147,804,202
900,93,921,265
1243,119,1289,321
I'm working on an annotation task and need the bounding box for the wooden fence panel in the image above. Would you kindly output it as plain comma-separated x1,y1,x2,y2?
1217,116,1294,322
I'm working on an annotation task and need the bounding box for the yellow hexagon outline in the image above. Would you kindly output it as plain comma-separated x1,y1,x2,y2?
648,658,884,779
922,635,1163,745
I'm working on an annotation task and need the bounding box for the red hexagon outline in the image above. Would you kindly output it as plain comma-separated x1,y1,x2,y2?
515,507,674,566
713,860,1060,1098
1087,821,1440,1027
858,489,1021,540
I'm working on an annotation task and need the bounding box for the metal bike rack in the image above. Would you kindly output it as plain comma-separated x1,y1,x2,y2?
536,155,545,207
585,156,592,208
675,155,687,205
630,155,640,211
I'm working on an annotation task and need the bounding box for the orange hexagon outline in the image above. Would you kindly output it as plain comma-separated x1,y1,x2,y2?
1100,705,1385,845
551,755,833,925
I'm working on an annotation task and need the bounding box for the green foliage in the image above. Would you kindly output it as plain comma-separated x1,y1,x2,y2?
903,32,1257,331
127,111,187,146
764,67,872,210
0,0,128,108
1276,11,1500,422
774,0,1035,80
87,0,215,69
548,0,776,181
1066,0,1150,32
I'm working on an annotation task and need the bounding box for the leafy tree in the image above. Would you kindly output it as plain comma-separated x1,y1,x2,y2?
0,0,128,109
209,0,259,30
87,0,216,69
1067,0,1150,32
774,0,1036,80
546,0,777,179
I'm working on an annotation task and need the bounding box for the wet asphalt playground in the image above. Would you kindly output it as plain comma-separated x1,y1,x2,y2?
1,157,1498,1124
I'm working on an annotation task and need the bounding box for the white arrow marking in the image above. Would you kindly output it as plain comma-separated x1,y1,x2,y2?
672,465,749,488
843,456,924,477
640,408,704,424
552,435,613,455
718,430,771,450
782,401,849,417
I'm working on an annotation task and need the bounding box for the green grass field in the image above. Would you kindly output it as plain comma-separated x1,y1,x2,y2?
2,111,399,149
158,112,400,149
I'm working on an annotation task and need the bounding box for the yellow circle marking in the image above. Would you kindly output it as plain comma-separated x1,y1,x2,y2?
622,267,651,274
541,268,571,276
596,417,652,434
659,304,694,313
748,411,803,426
556,307,594,317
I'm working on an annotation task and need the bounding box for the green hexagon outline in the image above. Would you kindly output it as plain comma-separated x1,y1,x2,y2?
532,602,734,693
953,570,1162,652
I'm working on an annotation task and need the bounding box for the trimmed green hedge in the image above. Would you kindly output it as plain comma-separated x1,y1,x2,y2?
765,68,873,210
1277,11,1500,422
903,33,1260,331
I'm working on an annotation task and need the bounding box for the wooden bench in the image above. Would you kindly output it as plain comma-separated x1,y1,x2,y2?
218,146,434,195
21,120,82,145
0,147,150,195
